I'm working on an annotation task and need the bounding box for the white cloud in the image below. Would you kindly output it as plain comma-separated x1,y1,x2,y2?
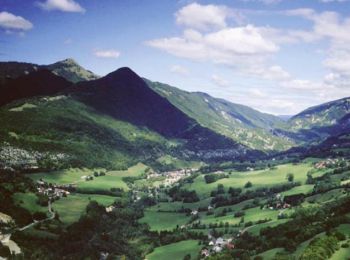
175,3,229,31
170,65,189,75
212,74,229,87
241,0,282,4
37,0,85,13
245,65,291,81
147,25,278,66
0,12,33,31
94,49,120,59
248,88,267,98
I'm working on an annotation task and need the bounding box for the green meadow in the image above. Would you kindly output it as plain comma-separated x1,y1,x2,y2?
51,193,116,224
183,163,314,198
139,210,191,231
13,192,48,213
28,163,148,193
146,240,201,260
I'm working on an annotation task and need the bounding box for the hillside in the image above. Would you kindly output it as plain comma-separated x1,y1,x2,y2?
0,70,72,106
0,67,261,172
146,80,294,151
70,68,250,158
289,97,350,130
46,58,99,83
0,58,99,85
0,94,171,171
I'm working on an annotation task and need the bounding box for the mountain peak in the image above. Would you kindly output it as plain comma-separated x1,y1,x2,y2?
106,67,138,79
54,58,79,67
46,58,99,83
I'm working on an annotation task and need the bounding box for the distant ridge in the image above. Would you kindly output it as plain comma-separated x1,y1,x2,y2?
0,58,99,84
0,69,72,106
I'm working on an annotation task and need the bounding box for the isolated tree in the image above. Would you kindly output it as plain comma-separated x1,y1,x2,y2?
245,181,253,188
286,173,294,182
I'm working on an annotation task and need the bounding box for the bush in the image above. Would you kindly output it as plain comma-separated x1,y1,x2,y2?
234,211,245,218
244,181,253,188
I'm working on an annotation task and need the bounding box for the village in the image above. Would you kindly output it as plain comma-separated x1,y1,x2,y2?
146,168,199,187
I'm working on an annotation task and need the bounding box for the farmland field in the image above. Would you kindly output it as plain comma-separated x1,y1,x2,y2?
139,210,191,231
183,162,314,198
51,193,116,224
145,240,201,260
28,163,148,193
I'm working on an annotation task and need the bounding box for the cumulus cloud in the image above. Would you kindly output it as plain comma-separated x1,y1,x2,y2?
175,3,229,31
170,65,189,75
241,0,282,4
37,0,85,13
0,11,33,31
147,25,278,66
94,49,120,59
212,74,229,87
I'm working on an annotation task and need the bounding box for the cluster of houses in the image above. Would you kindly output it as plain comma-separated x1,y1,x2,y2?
0,142,67,172
265,193,291,211
201,235,235,257
147,168,198,187
36,179,73,199
314,158,347,169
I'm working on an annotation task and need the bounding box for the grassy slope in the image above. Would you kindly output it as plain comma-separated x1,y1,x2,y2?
146,240,201,260
139,210,191,231
147,80,293,151
0,95,170,169
29,163,147,192
52,193,116,224
289,97,350,130
183,163,313,198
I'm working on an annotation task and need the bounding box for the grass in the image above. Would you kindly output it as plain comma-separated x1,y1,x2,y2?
145,240,201,260
28,163,148,193
0,96,169,170
293,232,325,259
200,206,292,226
52,193,116,225
77,163,147,192
147,198,212,212
330,246,350,260
12,192,48,213
281,184,314,196
139,210,190,231
156,155,203,169
183,163,314,198
255,248,285,259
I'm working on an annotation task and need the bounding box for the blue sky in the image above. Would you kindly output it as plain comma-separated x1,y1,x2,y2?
1,0,350,115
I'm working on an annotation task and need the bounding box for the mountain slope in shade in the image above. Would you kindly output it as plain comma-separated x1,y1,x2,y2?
70,67,252,157
0,94,171,170
0,70,72,106
146,80,294,151
0,58,99,85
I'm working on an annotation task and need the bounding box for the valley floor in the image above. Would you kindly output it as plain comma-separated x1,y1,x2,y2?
1,155,350,259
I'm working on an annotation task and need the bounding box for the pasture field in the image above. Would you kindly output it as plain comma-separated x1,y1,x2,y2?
200,206,292,226
12,192,48,213
51,193,116,224
28,163,148,193
281,184,314,196
330,246,350,260
255,248,285,259
146,240,201,260
147,198,212,212
183,163,314,198
139,210,190,231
